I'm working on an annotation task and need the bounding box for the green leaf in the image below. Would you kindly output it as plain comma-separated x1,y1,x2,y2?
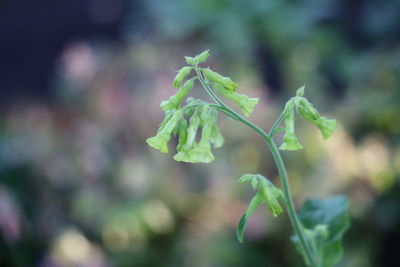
237,194,263,243
292,196,350,267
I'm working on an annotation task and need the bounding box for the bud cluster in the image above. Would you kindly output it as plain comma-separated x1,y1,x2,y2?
147,50,259,162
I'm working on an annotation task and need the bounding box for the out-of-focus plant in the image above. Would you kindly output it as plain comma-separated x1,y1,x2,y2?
147,50,350,266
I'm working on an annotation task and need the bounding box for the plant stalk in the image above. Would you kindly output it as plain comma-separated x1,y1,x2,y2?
197,69,316,266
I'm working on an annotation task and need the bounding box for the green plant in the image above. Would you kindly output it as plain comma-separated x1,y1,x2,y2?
147,50,350,267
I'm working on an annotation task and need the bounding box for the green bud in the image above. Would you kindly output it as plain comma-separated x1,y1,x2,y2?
296,97,336,139
296,85,305,97
238,174,283,217
238,173,259,190
162,79,196,114
185,50,209,66
176,119,188,152
147,110,183,153
146,133,170,153
195,50,210,64
185,56,195,65
314,224,329,240
315,117,336,139
160,100,175,113
173,66,193,88
174,110,215,163
279,101,303,150
183,109,201,150
279,133,304,150
297,98,320,122
203,68,238,91
258,178,283,217
173,108,201,161
213,84,258,117
187,141,215,163
199,104,211,126
172,78,195,106
209,112,224,148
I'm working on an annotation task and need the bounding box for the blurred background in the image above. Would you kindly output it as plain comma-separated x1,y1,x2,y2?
0,0,399,266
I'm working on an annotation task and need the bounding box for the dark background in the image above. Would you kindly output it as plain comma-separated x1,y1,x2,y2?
0,0,399,266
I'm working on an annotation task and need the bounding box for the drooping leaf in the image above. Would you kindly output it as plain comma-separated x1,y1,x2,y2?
237,194,263,243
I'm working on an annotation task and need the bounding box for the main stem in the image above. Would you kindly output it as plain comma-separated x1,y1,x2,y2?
265,137,315,266
196,68,315,266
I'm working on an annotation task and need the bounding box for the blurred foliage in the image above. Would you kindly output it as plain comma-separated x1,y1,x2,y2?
0,0,400,266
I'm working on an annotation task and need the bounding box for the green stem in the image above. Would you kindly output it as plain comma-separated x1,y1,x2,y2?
265,138,315,266
269,112,284,136
197,70,315,266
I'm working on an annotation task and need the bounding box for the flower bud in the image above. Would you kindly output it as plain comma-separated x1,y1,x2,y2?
210,112,224,148
176,119,188,152
213,84,258,117
160,100,175,113
199,104,210,126
202,68,238,91
174,109,216,163
173,109,201,161
146,110,183,153
315,117,336,139
296,97,320,122
173,78,195,105
195,50,210,64
296,97,336,139
172,66,193,88
258,178,283,217
296,85,305,97
185,56,195,65
314,224,329,240
279,102,303,150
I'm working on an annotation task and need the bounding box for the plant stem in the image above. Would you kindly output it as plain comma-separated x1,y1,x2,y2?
265,137,315,266
197,70,315,266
